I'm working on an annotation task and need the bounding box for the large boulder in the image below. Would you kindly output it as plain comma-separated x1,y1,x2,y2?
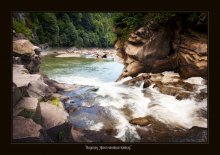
129,117,151,126
133,116,207,142
38,102,69,129
125,26,171,62
13,116,42,140
13,65,55,101
13,39,36,56
12,82,28,106
13,97,38,116
13,39,41,73
42,74,78,92
13,65,40,87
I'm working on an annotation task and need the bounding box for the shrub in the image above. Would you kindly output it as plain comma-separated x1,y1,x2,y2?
13,19,32,40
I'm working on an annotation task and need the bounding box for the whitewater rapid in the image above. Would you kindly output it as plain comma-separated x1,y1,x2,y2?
51,72,207,142
41,57,207,142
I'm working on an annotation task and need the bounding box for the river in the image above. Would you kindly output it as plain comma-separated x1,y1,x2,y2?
40,56,207,142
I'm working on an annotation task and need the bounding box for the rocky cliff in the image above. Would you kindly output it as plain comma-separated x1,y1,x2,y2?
115,16,207,81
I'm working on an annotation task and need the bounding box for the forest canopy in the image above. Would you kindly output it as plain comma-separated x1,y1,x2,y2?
13,13,117,48
12,12,207,48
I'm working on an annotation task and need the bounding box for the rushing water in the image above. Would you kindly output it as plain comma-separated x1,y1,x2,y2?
41,56,207,142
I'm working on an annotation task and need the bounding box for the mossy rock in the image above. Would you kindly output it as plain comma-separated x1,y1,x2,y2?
18,108,42,125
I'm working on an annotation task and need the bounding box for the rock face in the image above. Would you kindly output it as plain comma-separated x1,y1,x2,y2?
38,102,68,129
174,31,207,79
115,21,207,81
13,116,42,140
122,71,207,101
13,64,55,99
13,97,38,116
13,39,41,73
131,115,207,142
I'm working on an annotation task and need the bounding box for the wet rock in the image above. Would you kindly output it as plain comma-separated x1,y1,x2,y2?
70,128,122,143
96,53,107,59
38,102,69,129
41,122,74,142
71,128,92,142
176,92,191,100
123,75,145,86
183,126,207,142
43,74,78,92
153,81,192,100
122,73,151,87
125,61,145,77
121,106,133,119
149,72,196,100
69,106,116,130
13,116,42,140
153,81,180,96
131,115,207,142
143,79,151,88
194,91,207,102
50,93,70,103
130,117,151,126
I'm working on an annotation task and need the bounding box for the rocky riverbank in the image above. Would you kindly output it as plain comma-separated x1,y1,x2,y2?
41,47,116,59
12,26,207,142
12,36,123,142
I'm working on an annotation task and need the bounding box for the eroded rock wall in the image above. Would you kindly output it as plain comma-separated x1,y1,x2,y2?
115,21,207,81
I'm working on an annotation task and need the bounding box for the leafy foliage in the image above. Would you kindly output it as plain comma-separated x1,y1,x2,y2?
13,12,207,47
113,12,177,41
13,19,32,40
113,12,208,41
13,12,117,48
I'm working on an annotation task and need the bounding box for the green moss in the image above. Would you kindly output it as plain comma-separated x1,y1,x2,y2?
18,109,35,118
50,97,60,107
18,109,42,125
13,19,32,40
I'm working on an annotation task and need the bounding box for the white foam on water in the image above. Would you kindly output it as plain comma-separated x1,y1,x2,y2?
109,108,141,141
89,122,104,131
184,77,205,85
46,69,207,141
147,85,207,129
